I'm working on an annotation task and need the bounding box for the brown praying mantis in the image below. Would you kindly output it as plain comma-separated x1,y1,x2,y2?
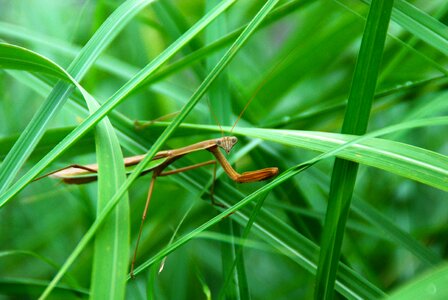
37,127,279,277
35,44,290,277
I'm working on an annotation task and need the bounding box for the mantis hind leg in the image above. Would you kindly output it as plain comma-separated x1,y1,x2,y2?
130,170,159,278
131,160,220,277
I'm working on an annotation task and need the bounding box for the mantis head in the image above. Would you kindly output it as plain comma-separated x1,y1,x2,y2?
216,136,238,154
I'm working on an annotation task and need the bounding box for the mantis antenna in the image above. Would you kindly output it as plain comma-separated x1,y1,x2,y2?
206,97,224,137
230,44,299,133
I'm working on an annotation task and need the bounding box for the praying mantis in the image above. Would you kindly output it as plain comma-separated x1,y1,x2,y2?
35,37,290,276
34,24,294,276
37,130,279,277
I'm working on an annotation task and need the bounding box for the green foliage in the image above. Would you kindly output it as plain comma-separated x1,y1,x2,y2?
0,0,447,299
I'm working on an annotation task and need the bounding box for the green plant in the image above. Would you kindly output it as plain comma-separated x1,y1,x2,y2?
0,0,447,299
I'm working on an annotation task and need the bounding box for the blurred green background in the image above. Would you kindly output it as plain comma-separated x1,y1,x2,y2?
0,0,447,299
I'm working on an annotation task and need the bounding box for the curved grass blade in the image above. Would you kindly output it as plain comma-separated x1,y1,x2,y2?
0,43,67,78
0,0,155,194
0,21,204,108
0,43,93,104
1,44,131,297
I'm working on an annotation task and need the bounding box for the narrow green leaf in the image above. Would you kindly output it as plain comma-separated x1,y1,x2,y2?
219,193,269,300
315,0,394,298
387,263,448,300
0,43,66,78
0,43,94,105
359,0,448,56
392,0,448,56
0,278,89,299
85,99,129,300
205,0,244,297
179,117,448,192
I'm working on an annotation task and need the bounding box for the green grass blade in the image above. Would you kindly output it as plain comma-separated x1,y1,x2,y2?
0,42,66,78
218,193,269,300
205,0,244,297
358,0,448,56
0,21,201,106
85,99,129,299
0,43,96,107
0,0,155,194
387,263,448,300
392,0,448,56
182,118,448,192
315,0,394,298
0,277,89,299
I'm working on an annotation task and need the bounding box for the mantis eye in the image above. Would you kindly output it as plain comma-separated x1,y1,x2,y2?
217,140,221,145
231,137,237,144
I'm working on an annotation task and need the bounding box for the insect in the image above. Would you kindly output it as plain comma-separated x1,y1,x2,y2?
36,42,290,277
37,132,279,277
